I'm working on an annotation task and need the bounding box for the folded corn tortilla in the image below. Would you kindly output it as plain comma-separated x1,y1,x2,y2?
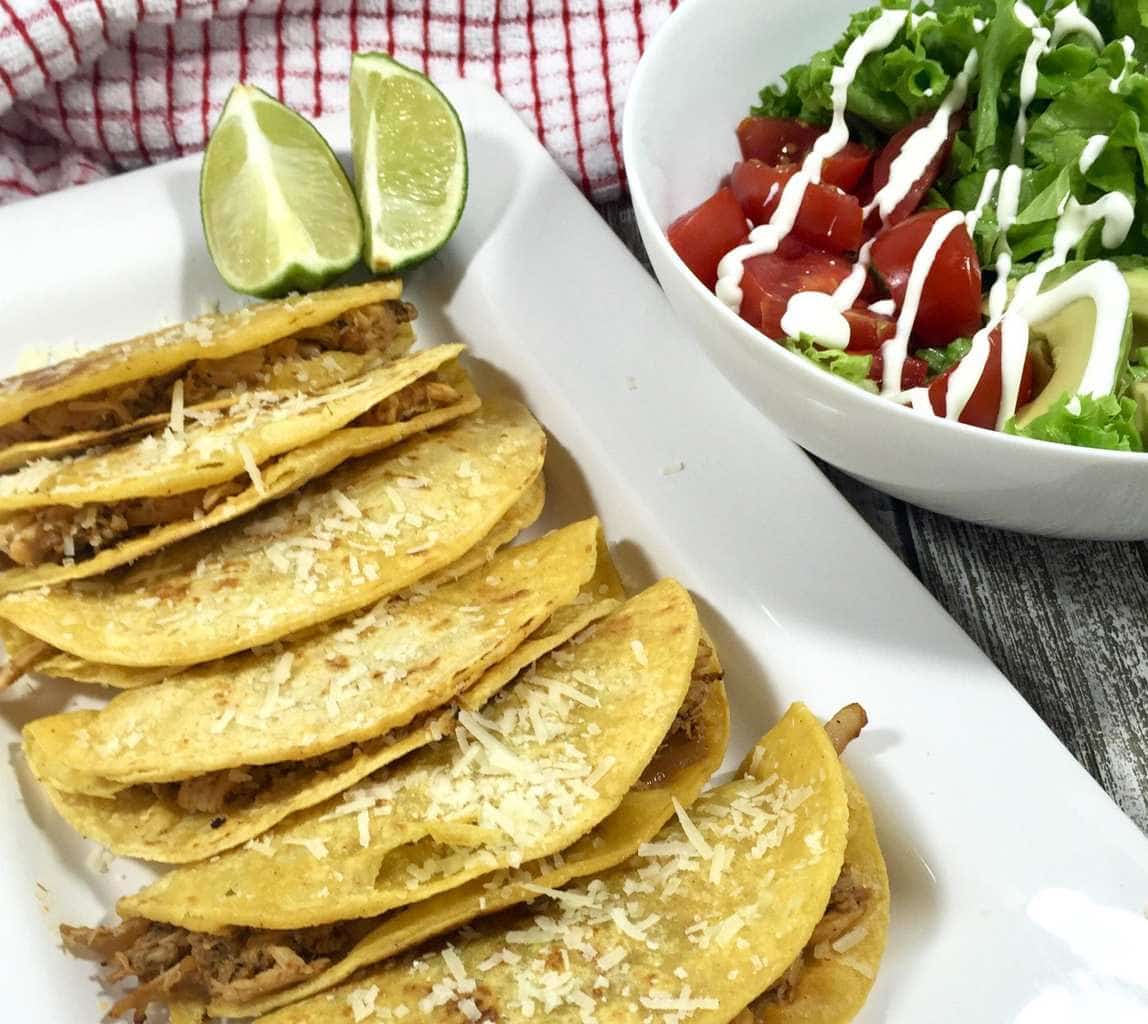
24,519,603,800
0,398,547,666
0,356,479,596
249,702,858,1024
23,547,618,862
0,464,543,689
0,281,415,471
60,632,728,1020
210,640,729,1019
113,579,701,932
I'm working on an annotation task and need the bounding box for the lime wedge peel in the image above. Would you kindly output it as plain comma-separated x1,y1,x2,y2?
200,84,363,298
351,54,468,273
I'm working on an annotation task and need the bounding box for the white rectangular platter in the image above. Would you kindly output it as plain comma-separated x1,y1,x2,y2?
1,80,1147,1022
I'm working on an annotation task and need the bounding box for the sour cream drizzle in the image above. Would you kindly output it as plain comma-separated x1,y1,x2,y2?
1049,1,1103,49
714,9,909,313
710,1,1135,428
1079,134,1108,173
1111,36,1135,93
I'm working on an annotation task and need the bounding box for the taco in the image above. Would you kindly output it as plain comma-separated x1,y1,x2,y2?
0,467,544,691
24,518,603,796
0,281,415,472
0,399,547,665
61,583,717,1019
208,636,728,1021
233,702,887,1024
0,345,473,592
22,532,619,862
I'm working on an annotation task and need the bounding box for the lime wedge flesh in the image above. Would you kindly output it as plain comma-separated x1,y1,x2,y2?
201,84,363,297
350,53,468,273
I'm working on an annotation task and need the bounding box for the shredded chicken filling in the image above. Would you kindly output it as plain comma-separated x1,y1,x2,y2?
0,480,246,568
634,649,720,790
740,867,872,1015
60,917,368,1020
152,745,357,816
0,300,416,447
0,370,459,570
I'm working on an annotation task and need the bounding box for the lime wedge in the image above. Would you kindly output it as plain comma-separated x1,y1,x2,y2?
200,84,363,297
350,53,468,273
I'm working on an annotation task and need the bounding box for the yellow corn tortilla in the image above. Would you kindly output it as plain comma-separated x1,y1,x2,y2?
214,648,730,1020
24,708,456,864
25,518,602,793
0,336,417,476
254,701,849,1024
21,548,614,863
0,344,463,511
0,281,401,434
0,466,542,689
0,398,547,666
0,359,480,596
116,580,702,931
752,768,890,1024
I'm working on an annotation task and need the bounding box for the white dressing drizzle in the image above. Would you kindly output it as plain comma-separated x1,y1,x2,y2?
882,209,966,393
708,0,1136,430
865,48,980,222
1110,36,1135,93
986,192,1133,426
1049,1,1104,49
714,9,910,311
780,291,851,348
868,299,897,316
1078,134,1108,174
965,167,1002,234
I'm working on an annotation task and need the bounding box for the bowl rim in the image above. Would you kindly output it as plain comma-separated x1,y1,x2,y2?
621,0,1148,466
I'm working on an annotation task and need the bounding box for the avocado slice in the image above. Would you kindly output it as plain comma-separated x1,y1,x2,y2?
1126,269,1148,430
1013,265,1136,427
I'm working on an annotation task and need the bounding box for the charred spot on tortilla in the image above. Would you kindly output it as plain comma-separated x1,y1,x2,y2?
0,282,415,456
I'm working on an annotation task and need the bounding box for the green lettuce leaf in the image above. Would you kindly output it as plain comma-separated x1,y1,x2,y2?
1005,392,1143,449
752,1,985,136
917,336,973,375
784,336,878,391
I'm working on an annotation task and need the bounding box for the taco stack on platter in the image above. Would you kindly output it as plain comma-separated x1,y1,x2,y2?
0,285,891,1024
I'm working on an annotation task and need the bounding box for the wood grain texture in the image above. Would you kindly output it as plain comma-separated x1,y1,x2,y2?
598,196,1148,833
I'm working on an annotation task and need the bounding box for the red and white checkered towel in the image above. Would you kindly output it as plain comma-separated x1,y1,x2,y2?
0,0,677,205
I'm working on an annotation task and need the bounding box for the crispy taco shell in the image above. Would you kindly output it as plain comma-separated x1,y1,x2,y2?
0,281,408,459
112,579,702,933
245,701,849,1024
0,465,543,689
210,641,729,1019
24,519,603,796
0,398,547,666
0,357,478,596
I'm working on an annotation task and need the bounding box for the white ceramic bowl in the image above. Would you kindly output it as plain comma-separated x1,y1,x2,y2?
624,0,1148,540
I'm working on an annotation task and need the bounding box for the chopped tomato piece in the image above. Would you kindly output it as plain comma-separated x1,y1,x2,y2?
928,329,1036,428
730,161,863,253
736,118,873,194
869,351,928,390
666,187,749,289
737,116,821,165
843,308,896,352
869,209,982,348
738,245,851,339
730,160,795,221
867,112,959,226
821,143,874,193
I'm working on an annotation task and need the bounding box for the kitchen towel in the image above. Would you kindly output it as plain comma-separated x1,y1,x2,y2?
0,0,678,204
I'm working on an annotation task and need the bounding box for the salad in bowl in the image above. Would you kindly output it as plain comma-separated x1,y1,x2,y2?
666,0,1148,452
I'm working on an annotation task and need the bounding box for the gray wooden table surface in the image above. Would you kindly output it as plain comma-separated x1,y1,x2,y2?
598,198,1148,834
